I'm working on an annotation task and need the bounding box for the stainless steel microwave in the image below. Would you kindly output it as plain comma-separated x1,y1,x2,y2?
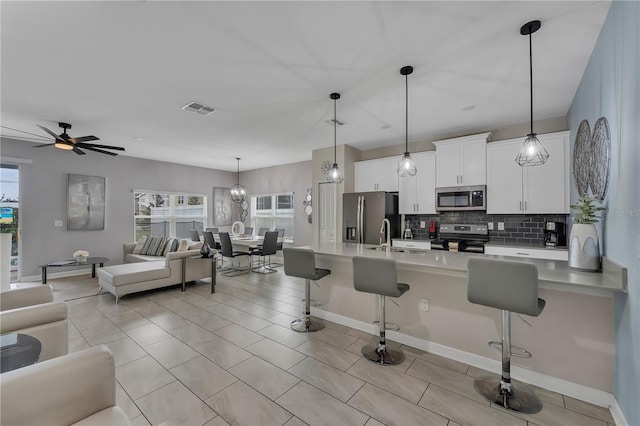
435,185,486,212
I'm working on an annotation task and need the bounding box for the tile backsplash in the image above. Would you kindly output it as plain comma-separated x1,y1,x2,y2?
404,211,568,246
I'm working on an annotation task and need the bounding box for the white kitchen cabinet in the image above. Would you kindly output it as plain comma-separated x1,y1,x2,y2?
487,131,569,214
354,156,399,192
433,132,491,187
399,151,436,214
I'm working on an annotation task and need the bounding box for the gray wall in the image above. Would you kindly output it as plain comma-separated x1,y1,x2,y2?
240,160,313,246
1,137,236,279
567,2,639,424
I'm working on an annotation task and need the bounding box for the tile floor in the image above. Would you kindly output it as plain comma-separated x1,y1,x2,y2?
55,270,615,426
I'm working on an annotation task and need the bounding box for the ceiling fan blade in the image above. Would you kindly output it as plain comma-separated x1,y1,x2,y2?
76,142,125,151
72,147,86,155
36,125,65,142
83,146,118,156
70,135,99,143
1,125,51,141
34,143,57,148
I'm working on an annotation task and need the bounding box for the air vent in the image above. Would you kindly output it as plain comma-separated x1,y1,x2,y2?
325,118,345,126
182,101,217,116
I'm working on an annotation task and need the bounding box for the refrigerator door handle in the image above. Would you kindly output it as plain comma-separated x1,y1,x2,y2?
356,196,362,244
358,196,365,244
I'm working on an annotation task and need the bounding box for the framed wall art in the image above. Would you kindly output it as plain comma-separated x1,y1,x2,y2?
67,174,105,230
213,187,232,225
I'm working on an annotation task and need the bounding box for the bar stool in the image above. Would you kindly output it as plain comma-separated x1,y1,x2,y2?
352,256,409,365
467,257,546,414
283,248,330,332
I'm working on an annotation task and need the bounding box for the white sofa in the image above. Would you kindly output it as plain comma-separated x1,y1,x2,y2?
0,285,68,362
97,241,213,302
1,345,131,426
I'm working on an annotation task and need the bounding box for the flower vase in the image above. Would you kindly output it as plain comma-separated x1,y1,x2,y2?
200,243,211,258
76,255,88,264
568,223,601,271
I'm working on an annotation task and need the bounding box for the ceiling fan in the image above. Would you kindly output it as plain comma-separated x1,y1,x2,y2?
34,122,125,156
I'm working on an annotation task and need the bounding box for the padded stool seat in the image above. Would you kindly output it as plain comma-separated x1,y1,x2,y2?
353,256,409,365
283,248,330,332
467,257,546,414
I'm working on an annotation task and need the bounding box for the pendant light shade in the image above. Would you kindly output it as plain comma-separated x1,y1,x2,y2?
327,92,344,184
230,157,248,203
516,20,549,167
398,66,417,177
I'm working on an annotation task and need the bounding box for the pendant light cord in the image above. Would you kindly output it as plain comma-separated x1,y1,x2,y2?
405,72,409,153
529,30,533,136
333,98,337,164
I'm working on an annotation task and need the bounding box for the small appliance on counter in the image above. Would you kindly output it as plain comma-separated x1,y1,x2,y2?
403,220,413,239
428,220,437,239
544,221,566,247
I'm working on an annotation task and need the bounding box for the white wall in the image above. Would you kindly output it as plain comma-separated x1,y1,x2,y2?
1,137,236,278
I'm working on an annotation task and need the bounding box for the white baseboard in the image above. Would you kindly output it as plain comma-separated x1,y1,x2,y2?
20,268,94,283
312,307,615,411
610,395,629,426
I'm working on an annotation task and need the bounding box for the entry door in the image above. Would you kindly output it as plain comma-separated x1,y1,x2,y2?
318,182,336,244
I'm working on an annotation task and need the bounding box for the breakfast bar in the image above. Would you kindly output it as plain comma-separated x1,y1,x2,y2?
304,242,627,403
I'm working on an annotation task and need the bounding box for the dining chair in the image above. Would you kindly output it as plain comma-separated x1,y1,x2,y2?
250,231,279,273
218,232,250,275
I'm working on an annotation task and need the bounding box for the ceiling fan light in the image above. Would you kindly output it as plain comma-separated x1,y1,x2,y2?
55,142,73,150
327,163,344,184
515,133,549,166
397,152,417,177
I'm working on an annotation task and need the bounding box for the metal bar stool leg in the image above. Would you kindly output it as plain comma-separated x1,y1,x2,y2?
290,278,324,332
361,295,405,365
474,310,542,413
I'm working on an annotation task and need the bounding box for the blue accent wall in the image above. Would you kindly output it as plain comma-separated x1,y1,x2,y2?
567,1,639,424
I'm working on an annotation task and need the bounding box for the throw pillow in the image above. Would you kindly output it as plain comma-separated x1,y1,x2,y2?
144,236,162,256
155,237,169,256
162,238,176,256
140,235,154,255
170,239,179,252
176,239,190,252
132,235,147,254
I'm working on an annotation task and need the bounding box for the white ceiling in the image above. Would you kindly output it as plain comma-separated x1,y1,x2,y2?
1,1,609,172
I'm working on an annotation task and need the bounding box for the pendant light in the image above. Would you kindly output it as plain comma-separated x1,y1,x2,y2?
515,20,549,167
397,66,417,177
230,157,248,203
327,92,344,184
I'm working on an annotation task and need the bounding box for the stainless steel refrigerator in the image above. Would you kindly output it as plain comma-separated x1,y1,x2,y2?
343,191,401,245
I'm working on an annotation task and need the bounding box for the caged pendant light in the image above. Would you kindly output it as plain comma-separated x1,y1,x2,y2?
327,92,344,184
397,65,417,177
230,157,248,203
515,20,549,167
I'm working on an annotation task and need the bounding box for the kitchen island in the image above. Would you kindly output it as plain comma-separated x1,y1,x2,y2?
302,242,626,405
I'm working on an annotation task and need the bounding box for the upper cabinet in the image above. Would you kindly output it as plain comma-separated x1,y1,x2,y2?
433,132,492,187
354,156,399,192
399,151,436,214
487,131,569,214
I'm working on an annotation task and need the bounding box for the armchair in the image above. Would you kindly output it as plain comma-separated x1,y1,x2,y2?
0,345,131,425
0,285,68,362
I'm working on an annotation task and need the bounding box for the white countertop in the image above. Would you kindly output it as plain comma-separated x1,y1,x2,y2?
485,241,568,252
305,242,626,294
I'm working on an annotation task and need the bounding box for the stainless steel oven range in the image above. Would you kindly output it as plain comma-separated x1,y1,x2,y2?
430,223,489,253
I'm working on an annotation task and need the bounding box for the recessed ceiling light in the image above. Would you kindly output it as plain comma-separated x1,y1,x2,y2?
462,105,476,111
133,137,143,141
182,101,217,116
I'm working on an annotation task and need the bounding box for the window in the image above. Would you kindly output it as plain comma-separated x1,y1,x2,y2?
251,192,294,238
134,191,206,240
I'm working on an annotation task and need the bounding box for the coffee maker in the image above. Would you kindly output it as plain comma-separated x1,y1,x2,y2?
544,221,566,247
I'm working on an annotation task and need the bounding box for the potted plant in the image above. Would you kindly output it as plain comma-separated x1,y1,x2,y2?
568,195,605,271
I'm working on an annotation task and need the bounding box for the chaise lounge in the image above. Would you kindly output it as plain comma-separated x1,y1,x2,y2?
97,239,214,303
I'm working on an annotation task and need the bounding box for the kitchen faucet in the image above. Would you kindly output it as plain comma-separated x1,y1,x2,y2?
380,218,391,253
